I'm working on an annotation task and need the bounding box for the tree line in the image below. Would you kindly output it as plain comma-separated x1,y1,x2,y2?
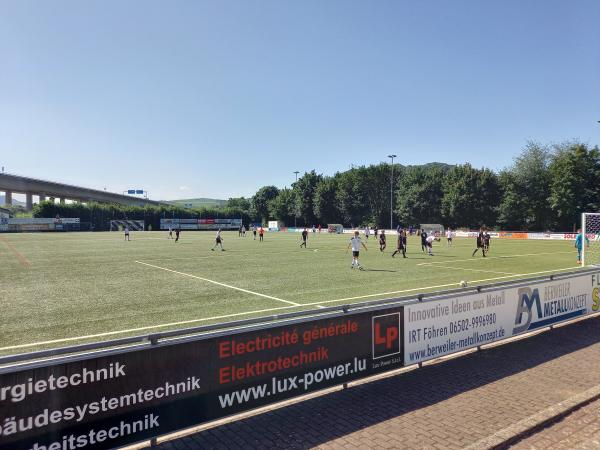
33,141,600,231
249,141,600,231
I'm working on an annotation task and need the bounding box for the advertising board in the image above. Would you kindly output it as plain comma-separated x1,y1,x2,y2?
160,219,241,231
0,306,404,450
404,271,599,365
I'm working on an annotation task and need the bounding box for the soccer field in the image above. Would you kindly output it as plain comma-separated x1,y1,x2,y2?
0,231,581,356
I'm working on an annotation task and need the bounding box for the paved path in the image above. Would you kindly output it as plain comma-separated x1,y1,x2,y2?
511,397,600,449
154,316,600,450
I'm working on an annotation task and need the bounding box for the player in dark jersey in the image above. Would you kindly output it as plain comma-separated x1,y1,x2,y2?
472,228,486,257
483,231,491,252
300,228,308,248
379,229,386,252
420,229,428,252
175,228,180,242
392,229,407,258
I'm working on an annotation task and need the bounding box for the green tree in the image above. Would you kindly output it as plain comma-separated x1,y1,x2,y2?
441,164,499,228
497,170,528,230
268,188,296,225
501,141,551,230
251,186,279,224
225,197,251,211
313,176,340,225
335,168,369,226
395,166,444,226
292,170,322,226
548,142,600,230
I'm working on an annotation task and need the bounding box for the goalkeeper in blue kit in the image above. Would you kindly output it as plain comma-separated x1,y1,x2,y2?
575,229,589,264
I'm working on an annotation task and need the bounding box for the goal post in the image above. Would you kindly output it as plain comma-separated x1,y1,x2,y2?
582,213,600,267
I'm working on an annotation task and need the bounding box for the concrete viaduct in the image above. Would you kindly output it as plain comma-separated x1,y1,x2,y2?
0,173,170,210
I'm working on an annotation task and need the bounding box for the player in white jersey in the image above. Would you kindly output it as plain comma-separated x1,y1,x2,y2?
347,230,368,270
425,234,435,256
364,226,370,240
211,229,225,251
124,226,130,241
446,228,453,246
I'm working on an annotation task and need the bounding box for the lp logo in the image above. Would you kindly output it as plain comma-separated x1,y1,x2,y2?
372,313,401,359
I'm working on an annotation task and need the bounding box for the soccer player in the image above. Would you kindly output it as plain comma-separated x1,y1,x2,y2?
211,229,225,251
175,228,180,242
374,227,378,240
300,228,308,248
259,226,264,242
420,229,428,252
364,226,370,240
252,225,257,240
242,225,246,236
312,225,316,234
472,228,486,257
124,226,130,241
483,231,491,253
238,225,243,237
379,229,386,252
392,229,407,258
446,228,453,246
347,230,368,270
426,234,435,256
168,226,173,239
575,228,590,264
318,224,322,233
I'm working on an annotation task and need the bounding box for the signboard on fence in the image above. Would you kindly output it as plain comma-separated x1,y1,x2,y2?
0,218,80,232
0,306,404,450
160,218,242,231
403,272,599,365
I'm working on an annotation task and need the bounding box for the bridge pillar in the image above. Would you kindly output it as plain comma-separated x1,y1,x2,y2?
59,198,66,204
3,190,12,205
39,194,46,202
26,193,33,211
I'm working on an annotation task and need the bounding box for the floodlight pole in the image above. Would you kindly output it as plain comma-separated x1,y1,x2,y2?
293,171,300,228
388,154,396,230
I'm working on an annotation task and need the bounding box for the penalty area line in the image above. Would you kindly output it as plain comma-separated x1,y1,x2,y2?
304,266,582,306
417,251,573,266
428,265,515,275
135,261,301,307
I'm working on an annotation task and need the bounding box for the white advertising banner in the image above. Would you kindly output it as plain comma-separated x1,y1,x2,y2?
404,271,600,365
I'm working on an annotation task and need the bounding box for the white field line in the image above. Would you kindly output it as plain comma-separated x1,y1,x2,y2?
0,305,297,352
135,261,300,306
427,265,516,275
305,266,582,306
417,251,573,266
0,266,580,352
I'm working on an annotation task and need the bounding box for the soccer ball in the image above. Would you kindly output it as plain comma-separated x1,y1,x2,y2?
460,280,468,287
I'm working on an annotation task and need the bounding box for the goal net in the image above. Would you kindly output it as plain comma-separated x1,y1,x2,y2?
582,213,600,267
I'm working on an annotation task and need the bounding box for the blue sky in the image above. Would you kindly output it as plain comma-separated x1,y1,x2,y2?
1,0,599,200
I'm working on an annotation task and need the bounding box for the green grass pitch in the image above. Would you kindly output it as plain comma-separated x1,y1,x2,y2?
0,231,581,356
